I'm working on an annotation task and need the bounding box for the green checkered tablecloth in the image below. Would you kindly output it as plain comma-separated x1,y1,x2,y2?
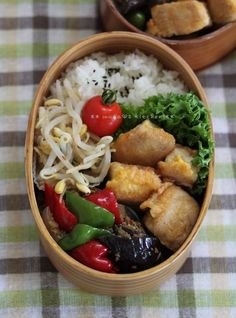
0,0,235,317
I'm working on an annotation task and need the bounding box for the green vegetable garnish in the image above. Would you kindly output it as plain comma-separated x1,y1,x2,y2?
126,10,146,30
115,92,214,198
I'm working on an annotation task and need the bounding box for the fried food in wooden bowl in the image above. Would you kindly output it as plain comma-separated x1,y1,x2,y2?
100,0,236,70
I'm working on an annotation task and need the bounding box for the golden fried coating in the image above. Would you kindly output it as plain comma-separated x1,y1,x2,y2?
207,0,236,23
140,185,199,251
157,144,199,187
106,162,163,204
147,0,211,37
112,120,175,167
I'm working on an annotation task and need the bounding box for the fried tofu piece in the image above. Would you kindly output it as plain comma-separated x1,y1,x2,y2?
147,0,211,37
157,144,199,187
106,162,163,204
140,185,199,251
112,120,175,167
207,0,236,24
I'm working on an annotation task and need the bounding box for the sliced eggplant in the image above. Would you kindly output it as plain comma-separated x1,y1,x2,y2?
147,0,172,9
115,204,146,238
99,235,163,273
115,0,146,15
119,204,141,221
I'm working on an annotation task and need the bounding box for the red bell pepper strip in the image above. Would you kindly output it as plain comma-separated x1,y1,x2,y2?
85,189,122,224
69,240,117,273
44,182,54,210
44,183,77,232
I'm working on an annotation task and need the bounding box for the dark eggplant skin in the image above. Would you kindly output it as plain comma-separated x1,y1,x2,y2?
115,204,147,238
99,235,163,273
147,0,172,8
114,0,172,15
119,204,141,222
114,0,146,15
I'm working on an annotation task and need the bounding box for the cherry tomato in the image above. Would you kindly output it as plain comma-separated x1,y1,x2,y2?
81,89,123,137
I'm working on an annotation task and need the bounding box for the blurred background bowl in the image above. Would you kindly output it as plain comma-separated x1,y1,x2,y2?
100,0,236,70
25,31,214,296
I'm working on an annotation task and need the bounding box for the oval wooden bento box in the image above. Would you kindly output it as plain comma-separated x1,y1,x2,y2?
100,0,236,70
25,32,214,296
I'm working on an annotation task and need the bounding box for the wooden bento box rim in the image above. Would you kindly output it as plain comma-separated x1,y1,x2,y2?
25,32,214,283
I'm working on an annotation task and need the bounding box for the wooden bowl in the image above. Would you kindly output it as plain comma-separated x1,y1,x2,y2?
100,0,236,70
25,31,214,296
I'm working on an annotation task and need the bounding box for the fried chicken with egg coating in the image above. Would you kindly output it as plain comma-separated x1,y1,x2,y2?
157,144,199,188
106,162,164,204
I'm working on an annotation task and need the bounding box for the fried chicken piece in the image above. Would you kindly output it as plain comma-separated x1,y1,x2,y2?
106,162,163,204
140,185,199,251
207,0,236,24
112,120,175,167
147,0,211,37
157,144,199,188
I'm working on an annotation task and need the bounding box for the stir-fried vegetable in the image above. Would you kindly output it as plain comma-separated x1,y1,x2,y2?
44,183,77,232
69,240,117,273
115,92,214,197
58,224,112,251
99,236,163,273
65,191,115,228
86,189,122,224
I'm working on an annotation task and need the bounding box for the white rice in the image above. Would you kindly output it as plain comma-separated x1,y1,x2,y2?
50,50,187,107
